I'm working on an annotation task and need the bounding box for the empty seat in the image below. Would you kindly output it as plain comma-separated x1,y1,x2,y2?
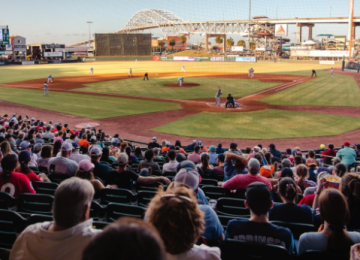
136,182,165,192
202,186,231,200
270,221,317,240
106,203,145,222
27,214,53,225
163,171,177,177
100,188,136,205
137,190,157,208
90,200,105,219
17,193,54,215
32,182,58,196
216,198,249,216
199,179,218,188
48,173,70,184
0,209,27,249
0,192,17,210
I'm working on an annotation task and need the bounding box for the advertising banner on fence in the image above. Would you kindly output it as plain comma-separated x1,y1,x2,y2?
291,50,349,57
235,57,256,62
152,56,161,61
173,56,195,61
231,46,244,52
161,57,173,61
319,61,335,65
275,24,288,37
44,52,63,57
22,61,35,65
0,51,12,55
0,62,5,65
211,57,225,61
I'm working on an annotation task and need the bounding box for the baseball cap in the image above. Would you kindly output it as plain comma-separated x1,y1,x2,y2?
260,165,274,178
281,159,292,167
90,146,102,156
78,159,95,172
248,158,260,172
5,134,12,139
197,141,203,147
230,142,238,149
209,145,216,152
33,143,43,153
344,142,350,147
192,140,197,144
174,168,200,191
201,152,209,158
61,142,73,152
116,153,129,166
166,141,170,146
268,143,275,149
271,156,280,163
152,136,157,141
217,153,225,162
306,158,317,167
280,168,294,178
169,145,176,150
19,150,31,164
19,141,33,150
246,182,272,212
90,136,97,142
72,142,79,149
320,144,326,149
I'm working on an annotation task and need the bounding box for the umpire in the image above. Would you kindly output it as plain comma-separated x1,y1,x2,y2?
143,72,149,81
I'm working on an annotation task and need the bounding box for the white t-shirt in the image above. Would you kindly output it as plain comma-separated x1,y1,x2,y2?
47,156,78,176
167,244,221,260
9,219,101,260
162,160,179,173
70,151,91,163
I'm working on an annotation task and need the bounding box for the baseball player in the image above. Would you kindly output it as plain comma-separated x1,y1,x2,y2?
181,65,186,73
143,72,149,81
89,67,94,75
47,74,53,83
248,68,251,78
311,69,317,77
250,68,254,79
44,82,48,96
330,67,334,79
178,77,184,86
135,59,138,63
215,87,223,106
129,68,133,77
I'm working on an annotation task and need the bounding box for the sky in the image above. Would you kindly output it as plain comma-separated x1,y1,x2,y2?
1,0,359,45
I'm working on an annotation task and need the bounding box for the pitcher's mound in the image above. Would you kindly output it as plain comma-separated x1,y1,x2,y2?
164,83,200,88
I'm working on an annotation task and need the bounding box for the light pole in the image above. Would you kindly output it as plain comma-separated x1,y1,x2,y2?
87,21,93,46
248,0,251,52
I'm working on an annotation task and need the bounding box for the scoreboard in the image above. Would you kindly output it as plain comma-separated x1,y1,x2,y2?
0,26,9,44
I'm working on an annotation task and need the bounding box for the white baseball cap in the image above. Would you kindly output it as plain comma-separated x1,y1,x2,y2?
90,147,102,156
78,160,95,172
61,142,73,152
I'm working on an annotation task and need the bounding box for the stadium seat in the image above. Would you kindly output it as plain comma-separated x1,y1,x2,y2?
202,186,231,200
90,200,105,219
216,198,249,216
48,173,71,184
38,166,49,174
212,175,224,182
162,171,177,177
231,188,247,199
0,209,27,249
137,190,157,208
106,203,146,222
196,236,221,247
270,221,317,240
100,188,137,205
218,215,249,231
92,221,109,230
199,178,218,188
27,214,53,225
32,181,58,196
221,239,291,260
136,181,165,192
0,192,17,210
298,250,349,260
0,247,10,260
17,193,54,215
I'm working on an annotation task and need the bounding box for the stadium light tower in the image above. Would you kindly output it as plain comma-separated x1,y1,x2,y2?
87,21,93,46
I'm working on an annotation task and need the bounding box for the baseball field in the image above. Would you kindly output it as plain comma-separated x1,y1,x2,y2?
1,60,360,149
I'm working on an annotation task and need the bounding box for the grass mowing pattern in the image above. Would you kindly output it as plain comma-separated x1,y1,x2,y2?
152,109,360,139
0,87,180,119
261,71,360,107
79,77,279,100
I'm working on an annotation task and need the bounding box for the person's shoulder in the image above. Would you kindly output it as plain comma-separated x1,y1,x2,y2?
198,204,215,214
348,232,360,242
189,244,221,259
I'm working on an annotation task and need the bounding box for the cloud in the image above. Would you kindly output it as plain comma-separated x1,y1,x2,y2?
45,33,52,35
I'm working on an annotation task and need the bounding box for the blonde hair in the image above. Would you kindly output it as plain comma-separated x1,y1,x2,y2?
296,164,309,188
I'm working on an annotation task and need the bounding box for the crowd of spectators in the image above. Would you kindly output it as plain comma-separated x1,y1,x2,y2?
1,113,360,259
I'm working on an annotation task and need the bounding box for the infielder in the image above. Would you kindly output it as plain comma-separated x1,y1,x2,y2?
311,69,317,77
89,67,94,75
178,77,184,86
47,74,53,83
143,72,149,81
181,65,186,72
248,68,251,78
330,67,334,79
44,82,48,96
250,68,254,78
129,68,133,77
215,87,222,106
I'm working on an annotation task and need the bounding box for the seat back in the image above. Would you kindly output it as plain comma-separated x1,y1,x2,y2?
216,198,249,216
0,209,27,250
163,171,177,177
0,192,16,210
212,175,224,182
199,178,218,188
90,200,105,219
202,186,231,200
270,221,317,240
137,190,157,208
106,203,145,222
298,250,349,260
17,193,54,215
48,173,70,184
32,182,58,196
136,182,164,192
218,215,249,231
221,239,291,260
27,214,53,225
100,188,136,205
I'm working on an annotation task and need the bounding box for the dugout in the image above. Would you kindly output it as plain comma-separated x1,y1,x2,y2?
95,33,151,56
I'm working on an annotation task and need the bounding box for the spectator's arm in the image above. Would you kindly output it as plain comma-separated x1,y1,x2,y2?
225,153,247,165
138,176,170,185
222,176,239,190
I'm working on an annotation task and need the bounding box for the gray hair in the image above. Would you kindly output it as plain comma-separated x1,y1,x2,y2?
52,177,94,229
281,159,292,168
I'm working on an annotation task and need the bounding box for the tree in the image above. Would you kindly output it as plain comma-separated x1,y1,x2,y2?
158,40,165,52
179,35,187,44
237,40,246,48
169,39,176,49
250,41,256,50
215,35,223,45
226,37,235,51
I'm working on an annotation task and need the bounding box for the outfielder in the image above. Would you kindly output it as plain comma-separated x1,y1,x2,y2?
250,68,254,78
181,65,186,72
89,67,94,75
215,87,222,106
44,82,48,96
178,77,184,86
47,74,53,83
330,67,334,79
129,68,133,77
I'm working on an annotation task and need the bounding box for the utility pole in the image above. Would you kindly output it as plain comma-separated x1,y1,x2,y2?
87,21,93,46
248,0,251,51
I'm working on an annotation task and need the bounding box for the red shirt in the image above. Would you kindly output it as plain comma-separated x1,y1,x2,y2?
222,173,273,191
298,194,315,208
0,172,36,197
15,167,41,182
321,149,337,161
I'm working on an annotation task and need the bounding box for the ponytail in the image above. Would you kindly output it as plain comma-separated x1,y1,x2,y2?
279,178,297,201
20,161,32,174
1,154,18,180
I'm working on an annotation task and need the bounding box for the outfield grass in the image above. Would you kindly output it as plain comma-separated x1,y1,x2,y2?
152,109,360,139
260,71,360,107
79,77,279,100
0,87,180,119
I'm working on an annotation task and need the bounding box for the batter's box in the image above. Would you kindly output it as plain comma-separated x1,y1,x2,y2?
206,103,242,109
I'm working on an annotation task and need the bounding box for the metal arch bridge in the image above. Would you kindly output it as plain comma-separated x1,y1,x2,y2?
69,9,360,47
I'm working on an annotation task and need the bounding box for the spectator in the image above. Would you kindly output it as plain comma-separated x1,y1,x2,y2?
53,131,64,144
188,146,201,164
78,135,90,149
269,143,282,158
290,156,302,173
225,142,242,155
171,168,224,241
211,154,225,178
82,217,166,260
134,147,144,159
1,141,16,157
90,147,111,182
175,146,186,162
43,125,54,139
119,141,128,153
47,142,78,176
110,133,120,144
299,189,360,255
223,158,274,191
215,142,225,154
186,140,197,152
34,133,44,144
175,140,186,154
196,153,213,177
153,148,164,161
147,186,221,260
341,173,360,230
69,143,90,163
75,160,104,198
148,136,160,149
139,149,161,173
33,143,42,157
5,134,17,152
355,144,360,157
334,163,347,178
295,164,317,192
223,153,248,181
0,154,35,197
225,182,294,253
305,157,318,182
161,141,171,153
52,140,62,157
19,141,37,167
17,151,49,182
270,178,313,224
88,136,101,152
36,145,53,167
208,146,218,165
125,146,139,164
336,142,356,168
100,147,116,164
198,141,208,153
321,143,337,163
106,153,170,190
244,147,252,159
10,177,101,260
15,133,25,148
162,150,179,173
